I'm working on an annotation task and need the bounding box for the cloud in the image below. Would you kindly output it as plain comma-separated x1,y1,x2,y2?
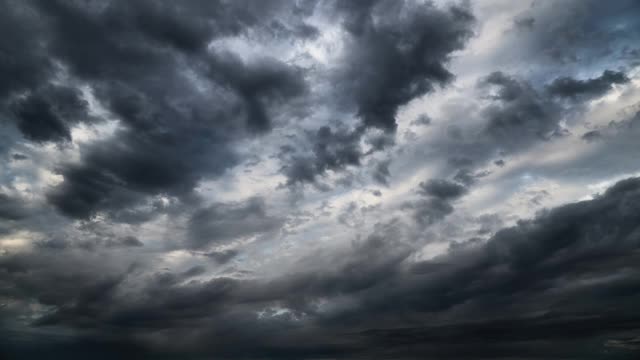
0,193,29,221
411,114,432,127
480,71,563,148
0,0,312,219
418,179,468,200
277,0,475,186
326,177,640,358
334,0,475,131
0,0,54,99
206,49,307,132
283,126,363,185
8,85,90,143
513,16,535,30
547,70,630,100
3,177,640,358
10,153,28,161
187,197,282,249
205,249,239,264
501,0,640,65
106,236,144,248
2,1,640,359
371,159,391,186
404,178,469,226
406,198,455,226
581,130,603,142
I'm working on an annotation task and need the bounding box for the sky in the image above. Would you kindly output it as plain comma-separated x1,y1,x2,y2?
1,0,640,359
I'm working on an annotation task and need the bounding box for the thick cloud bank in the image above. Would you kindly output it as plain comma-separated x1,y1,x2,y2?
1,0,640,359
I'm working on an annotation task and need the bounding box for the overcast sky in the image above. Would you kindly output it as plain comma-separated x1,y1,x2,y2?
1,0,640,359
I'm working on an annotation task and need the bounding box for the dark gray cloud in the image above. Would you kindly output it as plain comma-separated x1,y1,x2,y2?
481,71,563,148
0,0,53,99
556,107,640,180
335,0,475,131
204,249,239,264
513,16,535,30
106,236,144,248
371,159,391,186
0,193,29,221
415,66,629,189
188,197,282,249
407,66,630,190
206,49,307,133
453,168,490,186
10,153,28,161
411,113,432,127
503,0,640,65
547,70,630,100
277,0,475,186
426,66,627,183
2,177,640,359
0,0,311,218
34,234,144,251
364,131,396,153
419,179,468,200
8,85,90,143
283,126,363,185
2,1,640,359
582,130,603,142
331,177,640,358
406,197,455,226
404,178,468,226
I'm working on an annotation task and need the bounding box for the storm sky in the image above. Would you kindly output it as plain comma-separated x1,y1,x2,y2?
1,0,640,359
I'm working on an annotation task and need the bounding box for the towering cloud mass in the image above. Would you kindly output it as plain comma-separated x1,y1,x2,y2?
1,0,640,359
335,0,474,131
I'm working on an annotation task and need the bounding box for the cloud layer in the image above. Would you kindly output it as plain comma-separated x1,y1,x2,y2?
1,0,640,359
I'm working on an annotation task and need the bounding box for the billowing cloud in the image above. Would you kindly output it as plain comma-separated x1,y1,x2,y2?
547,70,630,100
2,177,639,359
1,1,640,359
8,85,90,143
334,0,475,131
